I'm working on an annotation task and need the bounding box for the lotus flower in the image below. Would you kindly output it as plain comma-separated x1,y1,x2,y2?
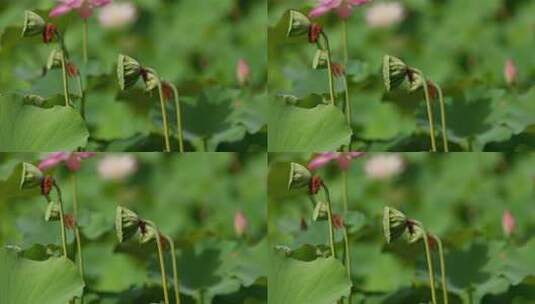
236,59,251,86
234,211,248,237
502,209,516,237
38,152,95,172
504,59,518,86
50,0,112,20
98,2,137,28
308,152,365,171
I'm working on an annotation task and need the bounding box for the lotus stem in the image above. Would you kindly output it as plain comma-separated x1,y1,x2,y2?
76,75,86,121
71,175,85,304
423,232,437,304
321,32,336,105
422,76,437,152
432,82,449,152
170,83,184,153
157,82,171,152
434,235,448,304
165,235,181,304
321,183,337,258
53,183,68,258
83,20,88,64
156,233,170,304
343,226,352,304
60,52,70,107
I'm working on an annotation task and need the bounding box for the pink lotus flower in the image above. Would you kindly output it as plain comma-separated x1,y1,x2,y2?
49,0,112,20
308,152,365,171
236,59,251,86
97,154,138,181
504,58,518,86
502,209,516,237
309,0,372,20
365,2,405,28
38,152,95,172
98,2,137,28
364,154,404,180
234,211,248,237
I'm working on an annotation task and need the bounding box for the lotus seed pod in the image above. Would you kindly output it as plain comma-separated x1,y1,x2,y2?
20,162,44,190
288,162,312,191
383,206,408,244
117,54,142,90
46,49,63,70
407,68,425,92
287,10,311,37
312,49,329,70
44,201,61,222
142,67,160,92
383,55,408,92
407,220,426,243
312,200,329,222
22,11,46,37
138,220,159,244
115,206,140,242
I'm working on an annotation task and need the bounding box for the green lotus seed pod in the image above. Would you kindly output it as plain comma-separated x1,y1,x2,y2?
407,68,425,92
312,49,329,70
44,201,60,222
139,220,159,244
21,11,46,38
383,206,408,244
288,162,312,191
20,162,44,190
383,55,408,92
312,200,329,222
46,49,63,71
407,220,426,244
115,206,140,242
142,67,160,92
287,10,311,38
117,54,142,91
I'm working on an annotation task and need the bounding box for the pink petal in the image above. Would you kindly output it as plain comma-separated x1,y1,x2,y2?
349,0,371,5
49,4,74,18
234,211,248,237
502,210,516,237
309,5,333,18
308,153,338,171
504,59,518,86
77,5,93,19
336,3,354,19
38,152,69,171
92,0,112,7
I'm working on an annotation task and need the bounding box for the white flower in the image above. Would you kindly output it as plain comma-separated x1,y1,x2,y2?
98,155,138,181
365,154,404,180
365,2,404,28
98,2,137,29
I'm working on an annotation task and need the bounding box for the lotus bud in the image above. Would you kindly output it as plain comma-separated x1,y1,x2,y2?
382,55,408,92
312,200,329,222
21,11,46,38
287,10,311,37
407,220,426,243
288,162,312,191
20,162,44,190
141,67,160,92
44,201,61,222
117,54,142,90
139,220,159,244
115,206,140,242
383,206,408,244
46,49,63,71
312,49,329,70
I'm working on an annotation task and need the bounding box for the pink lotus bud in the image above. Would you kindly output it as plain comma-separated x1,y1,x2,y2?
502,209,516,237
234,211,248,237
236,59,250,86
504,59,518,86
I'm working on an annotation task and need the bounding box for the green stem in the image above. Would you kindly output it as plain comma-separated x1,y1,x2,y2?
343,77,352,150
423,232,437,304
342,21,348,64
170,84,184,153
156,233,170,304
53,183,68,258
71,175,85,304
434,235,448,304
157,82,171,152
60,52,70,107
432,82,449,152
422,76,437,152
322,184,337,258
342,171,349,215
321,32,336,105
165,235,181,304
343,226,352,304
76,75,86,121
83,20,88,64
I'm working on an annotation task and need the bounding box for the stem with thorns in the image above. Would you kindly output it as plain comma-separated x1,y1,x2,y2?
157,82,171,152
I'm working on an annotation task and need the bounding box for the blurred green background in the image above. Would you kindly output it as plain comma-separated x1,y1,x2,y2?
0,152,267,303
268,0,535,152
0,0,267,151
268,152,535,303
